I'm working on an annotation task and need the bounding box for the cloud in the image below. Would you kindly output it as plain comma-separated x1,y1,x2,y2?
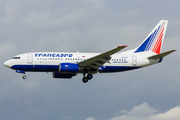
0,77,41,103
0,43,15,57
86,117,96,120
85,102,180,120
1,0,24,23
109,102,180,120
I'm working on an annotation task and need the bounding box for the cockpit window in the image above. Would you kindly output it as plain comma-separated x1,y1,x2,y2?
12,57,21,59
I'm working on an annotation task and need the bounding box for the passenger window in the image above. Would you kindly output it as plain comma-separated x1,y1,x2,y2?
12,57,21,59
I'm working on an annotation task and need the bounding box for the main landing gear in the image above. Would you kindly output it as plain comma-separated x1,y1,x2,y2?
82,73,93,83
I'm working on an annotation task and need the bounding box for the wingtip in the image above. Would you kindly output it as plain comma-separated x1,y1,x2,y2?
168,49,177,52
118,45,128,48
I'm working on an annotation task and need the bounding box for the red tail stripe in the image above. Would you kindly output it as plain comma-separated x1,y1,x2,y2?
152,28,164,53
152,29,162,52
153,29,162,52
155,36,163,54
152,22,165,54
153,32,163,54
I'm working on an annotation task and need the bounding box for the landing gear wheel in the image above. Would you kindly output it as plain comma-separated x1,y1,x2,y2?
87,74,93,80
82,77,88,83
22,75,27,79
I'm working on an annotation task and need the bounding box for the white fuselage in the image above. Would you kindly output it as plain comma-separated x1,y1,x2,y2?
4,51,160,73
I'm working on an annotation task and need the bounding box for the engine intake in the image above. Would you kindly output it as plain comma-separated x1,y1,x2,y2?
59,63,80,73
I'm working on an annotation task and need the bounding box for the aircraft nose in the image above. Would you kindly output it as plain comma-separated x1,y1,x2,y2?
4,60,12,68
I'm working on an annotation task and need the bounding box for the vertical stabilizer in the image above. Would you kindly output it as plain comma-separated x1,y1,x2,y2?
134,20,168,54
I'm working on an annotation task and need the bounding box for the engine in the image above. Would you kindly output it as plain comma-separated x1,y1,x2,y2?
59,63,80,73
52,72,76,78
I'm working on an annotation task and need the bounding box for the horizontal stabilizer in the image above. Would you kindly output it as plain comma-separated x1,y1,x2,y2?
148,50,176,59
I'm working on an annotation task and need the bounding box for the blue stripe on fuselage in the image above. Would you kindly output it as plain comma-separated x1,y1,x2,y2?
11,65,140,73
11,65,59,72
99,66,140,72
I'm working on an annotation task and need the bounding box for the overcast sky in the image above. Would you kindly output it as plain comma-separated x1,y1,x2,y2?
0,0,180,120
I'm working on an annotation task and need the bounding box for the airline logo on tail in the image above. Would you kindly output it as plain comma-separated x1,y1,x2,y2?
135,20,168,54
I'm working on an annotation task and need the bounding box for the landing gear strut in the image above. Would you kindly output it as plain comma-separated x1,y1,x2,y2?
82,73,93,83
16,70,26,79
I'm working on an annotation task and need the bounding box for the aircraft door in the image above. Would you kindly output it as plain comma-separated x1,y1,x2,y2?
27,54,33,63
132,56,137,66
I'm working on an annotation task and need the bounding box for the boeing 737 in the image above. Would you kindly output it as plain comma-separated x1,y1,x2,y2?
4,20,176,83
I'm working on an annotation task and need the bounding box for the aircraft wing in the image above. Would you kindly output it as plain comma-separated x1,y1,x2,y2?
78,46,127,69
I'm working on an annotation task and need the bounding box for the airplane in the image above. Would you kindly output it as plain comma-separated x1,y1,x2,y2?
4,20,176,83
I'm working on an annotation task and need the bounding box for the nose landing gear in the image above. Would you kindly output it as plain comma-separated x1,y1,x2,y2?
16,70,27,80
82,73,93,83
22,75,27,79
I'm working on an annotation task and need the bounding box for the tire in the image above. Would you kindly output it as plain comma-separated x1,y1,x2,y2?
22,75,27,79
87,74,93,80
82,77,88,83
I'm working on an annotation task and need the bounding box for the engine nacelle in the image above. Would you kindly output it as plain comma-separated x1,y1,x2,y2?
52,72,76,78
59,63,80,73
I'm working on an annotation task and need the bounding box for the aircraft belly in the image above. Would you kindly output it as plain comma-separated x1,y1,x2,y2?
11,65,59,72
100,66,140,73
